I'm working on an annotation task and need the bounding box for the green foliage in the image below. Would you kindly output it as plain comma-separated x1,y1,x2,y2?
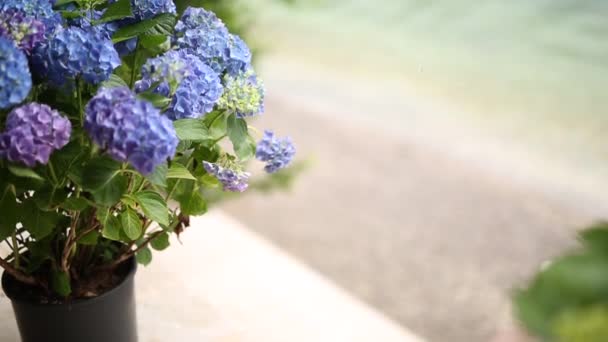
515,223,608,341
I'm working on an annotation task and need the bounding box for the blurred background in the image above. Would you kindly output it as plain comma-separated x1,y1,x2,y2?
208,1,608,341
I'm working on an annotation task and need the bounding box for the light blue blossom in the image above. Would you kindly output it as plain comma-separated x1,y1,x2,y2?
255,130,296,173
203,161,250,192
0,10,46,53
135,50,223,120
0,0,62,33
0,38,32,109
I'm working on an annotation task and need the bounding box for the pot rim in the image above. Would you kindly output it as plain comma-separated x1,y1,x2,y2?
1,257,137,308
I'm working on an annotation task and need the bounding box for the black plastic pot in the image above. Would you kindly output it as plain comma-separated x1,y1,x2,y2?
1,258,138,342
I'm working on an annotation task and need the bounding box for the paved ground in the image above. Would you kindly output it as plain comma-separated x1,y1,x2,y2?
220,59,606,341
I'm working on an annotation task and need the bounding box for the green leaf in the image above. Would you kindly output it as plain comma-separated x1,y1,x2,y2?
120,208,142,240
8,165,44,181
100,214,122,241
101,74,129,88
59,10,84,20
174,119,212,141
61,197,89,211
82,157,122,191
50,140,86,182
112,13,176,43
51,271,71,297
150,232,170,251
227,114,255,160
146,163,167,187
78,231,99,245
136,246,152,266
139,34,168,49
205,111,227,139
21,201,61,240
137,91,171,109
134,191,169,226
167,163,196,180
176,189,207,216
53,0,76,7
97,0,132,23
34,185,68,210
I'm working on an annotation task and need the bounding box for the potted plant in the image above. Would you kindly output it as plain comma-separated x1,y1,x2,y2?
514,223,608,342
0,0,296,341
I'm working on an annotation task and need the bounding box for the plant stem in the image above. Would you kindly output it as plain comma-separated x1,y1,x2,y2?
48,160,59,185
0,257,37,286
129,41,141,89
165,158,194,201
11,232,19,269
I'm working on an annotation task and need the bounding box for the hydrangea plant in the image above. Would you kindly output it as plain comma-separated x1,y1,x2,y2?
0,0,295,298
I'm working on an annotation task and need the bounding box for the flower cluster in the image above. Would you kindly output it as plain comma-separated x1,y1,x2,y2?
218,69,265,117
0,38,32,109
84,87,178,174
174,7,251,75
203,161,251,192
0,10,46,52
131,0,176,20
0,103,71,166
135,50,223,120
0,0,62,33
256,131,296,173
42,27,121,85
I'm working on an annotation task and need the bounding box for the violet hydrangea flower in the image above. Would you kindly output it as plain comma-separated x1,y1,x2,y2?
135,50,223,120
217,69,265,117
131,0,176,20
0,10,46,53
0,0,62,33
43,27,121,85
255,130,296,173
0,37,32,109
0,103,71,167
84,87,179,174
174,7,252,75
203,161,250,192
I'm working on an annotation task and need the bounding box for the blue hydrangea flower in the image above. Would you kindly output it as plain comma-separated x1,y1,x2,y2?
42,27,121,85
0,0,62,33
217,69,264,117
84,87,179,174
225,34,252,75
0,10,46,53
0,38,32,109
67,9,118,40
0,103,71,166
135,50,223,120
255,130,296,173
203,161,250,192
131,0,176,20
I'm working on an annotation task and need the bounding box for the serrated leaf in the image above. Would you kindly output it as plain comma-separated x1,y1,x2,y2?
34,185,68,210
146,163,167,187
137,91,171,109
121,208,142,240
174,119,211,141
167,163,196,180
83,157,128,206
97,0,133,23
78,230,99,245
227,114,255,160
21,201,61,240
101,215,122,241
176,189,207,216
136,246,152,266
139,34,168,49
112,13,176,43
101,74,129,88
61,197,89,211
8,165,44,181
150,232,170,251
204,111,227,139
134,191,169,226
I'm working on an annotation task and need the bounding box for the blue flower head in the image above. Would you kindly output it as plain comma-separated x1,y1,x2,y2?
131,0,176,20
203,161,250,192
0,103,72,166
84,87,179,174
43,27,121,85
0,10,46,53
0,0,62,33
135,50,223,120
217,68,265,117
0,38,32,109
255,130,296,173
225,34,252,75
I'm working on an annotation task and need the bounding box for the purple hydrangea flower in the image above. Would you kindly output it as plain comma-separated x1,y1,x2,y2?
135,50,223,120
203,161,250,192
0,0,62,33
84,87,179,174
0,10,46,53
0,103,71,166
175,7,252,75
0,38,32,109
131,0,176,20
67,9,118,40
42,27,121,85
217,68,265,117
255,130,296,173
